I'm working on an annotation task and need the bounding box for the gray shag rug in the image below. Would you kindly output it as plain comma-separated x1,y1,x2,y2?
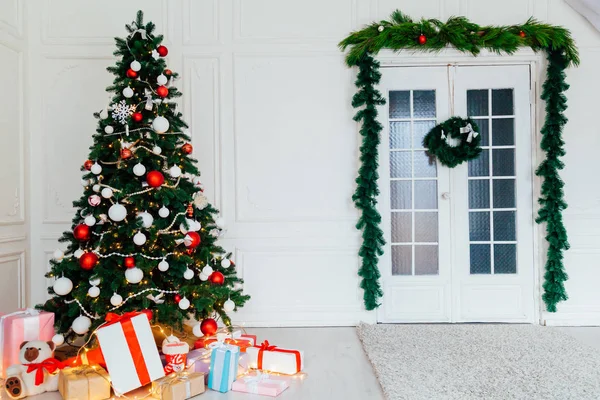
357,323,600,400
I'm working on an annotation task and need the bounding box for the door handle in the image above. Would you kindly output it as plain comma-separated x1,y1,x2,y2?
441,192,451,200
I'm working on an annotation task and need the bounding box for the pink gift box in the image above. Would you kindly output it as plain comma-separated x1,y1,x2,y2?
0,309,55,378
232,371,289,397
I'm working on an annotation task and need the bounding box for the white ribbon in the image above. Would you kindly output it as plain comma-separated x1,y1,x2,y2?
460,123,479,143
440,129,446,140
242,372,286,394
131,22,147,40
146,293,165,304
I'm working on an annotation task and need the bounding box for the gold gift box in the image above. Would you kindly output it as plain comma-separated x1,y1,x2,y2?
58,366,111,400
152,372,205,400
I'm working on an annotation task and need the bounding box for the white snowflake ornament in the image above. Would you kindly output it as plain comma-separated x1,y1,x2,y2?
111,100,136,125
193,192,209,210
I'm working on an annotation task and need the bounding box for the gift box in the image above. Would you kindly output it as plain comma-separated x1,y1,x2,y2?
95,312,165,394
152,372,205,400
162,342,189,375
232,371,289,397
247,341,304,375
207,344,240,393
186,349,211,375
58,365,112,400
0,309,54,378
194,331,256,352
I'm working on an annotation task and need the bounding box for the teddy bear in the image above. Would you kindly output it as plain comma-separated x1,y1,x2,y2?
4,340,64,399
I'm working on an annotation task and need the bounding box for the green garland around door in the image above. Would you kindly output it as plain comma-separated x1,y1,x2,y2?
339,11,578,312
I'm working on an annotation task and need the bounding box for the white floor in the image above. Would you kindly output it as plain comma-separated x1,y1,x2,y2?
2,326,599,400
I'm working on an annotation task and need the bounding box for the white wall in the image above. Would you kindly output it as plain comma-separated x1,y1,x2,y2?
16,0,600,326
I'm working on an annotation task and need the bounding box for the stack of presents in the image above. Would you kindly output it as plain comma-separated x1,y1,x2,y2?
1,310,304,399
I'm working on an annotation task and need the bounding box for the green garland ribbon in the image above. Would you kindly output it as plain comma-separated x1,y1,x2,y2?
339,11,578,312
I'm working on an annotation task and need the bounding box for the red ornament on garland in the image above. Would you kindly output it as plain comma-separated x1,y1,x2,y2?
200,318,218,336
519,30,526,38
84,160,93,170
209,271,225,285
126,69,138,79
164,69,172,76
79,252,98,271
181,143,193,154
418,34,427,45
174,294,182,303
157,45,168,57
124,257,135,268
120,148,133,159
132,112,143,122
156,86,169,98
147,171,165,187
73,224,91,241
141,309,153,321
184,231,201,248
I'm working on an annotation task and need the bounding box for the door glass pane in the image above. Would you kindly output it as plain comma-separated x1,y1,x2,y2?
413,90,436,118
492,89,514,116
492,118,514,146
468,180,490,209
389,91,410,118
469,212,490,241
413,120,436,148
414,212,438,242
473,118,489,146
493,211,516,241
468,149,489,177
414,180,438,209
493,179,515,208
415,246,438,275
470,244,491,274
390,151,412,178
392,245,412,275
390,181,412,209
467,89,489,116
413,151,437,177
389,121,411,149
494,244,517,274
391,212,412,243
492,149,515,176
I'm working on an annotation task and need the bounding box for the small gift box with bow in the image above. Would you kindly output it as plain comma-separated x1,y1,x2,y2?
58,365,111,400
194,330,256,352
232,371,289,397
207,341,240,393
151,371,205,400
247,341,304,375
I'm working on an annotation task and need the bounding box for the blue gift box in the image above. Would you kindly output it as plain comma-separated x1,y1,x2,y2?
207,344,240,393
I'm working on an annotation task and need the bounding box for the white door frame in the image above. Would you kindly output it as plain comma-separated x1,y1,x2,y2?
374,48,546,324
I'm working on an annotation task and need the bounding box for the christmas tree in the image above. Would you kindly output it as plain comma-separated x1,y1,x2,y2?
40,11,249,340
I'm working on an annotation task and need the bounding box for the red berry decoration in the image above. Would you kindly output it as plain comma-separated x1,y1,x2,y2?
418,34,427,45
141,309,153,321
73,224,90,241
200,318,218,336
157,45,168,57
184,231,201,248
519,30,526,38
174,294,182,303
79,252,98,271
156,86,169,98
164,69,172,76
124,257,135,268
126,68,138,78
181,143,193,154
120,148,133,159
132,112,143,122
84,160,93,170
147,171,165,187
209,271,225,285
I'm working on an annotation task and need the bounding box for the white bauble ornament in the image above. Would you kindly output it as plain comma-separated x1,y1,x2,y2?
214,217,225,229
53,277,73,296
183,268,194,280
122,87,134,98
130,60,141,72
133,163,146,177
152,116,169,133
101,188,113,199
157,74,168,85
125,267,144,284
199,273,209,282
137,211,154,228
88,286,100,298
104,125,114,134
72,316,92,335
100,108,109,120
81,179,90,187
92,184,101,192
74,249,84,259
169,165,181,178
133,231,147,246
89,277,101,286
152,145,162,155
178,297,190,310
53,249,64,261
108,203,127,222
221,259,231,269
192,324,203,338
161,335,180,349
52,334,65,346
110,293,123,306
378,25,385,32
202,266,213,276
158,259,169,271
91,163,102,175
158,206,170,218
192,176,202,186
223,299,235,312
84,215,96,227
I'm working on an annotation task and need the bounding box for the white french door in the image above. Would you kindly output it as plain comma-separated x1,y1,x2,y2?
377,64,535,323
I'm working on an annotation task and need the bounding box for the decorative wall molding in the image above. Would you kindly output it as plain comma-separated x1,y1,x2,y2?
0,235,27,244
0,251,26,309
183,0,220,45
0,0,23,39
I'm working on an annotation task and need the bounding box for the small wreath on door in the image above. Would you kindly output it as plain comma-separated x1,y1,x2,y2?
422,117,482,168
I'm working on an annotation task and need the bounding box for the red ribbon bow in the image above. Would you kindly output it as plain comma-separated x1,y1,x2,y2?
104,311,142,325
258,340,277,351
25,358,65,386
255,341,301,373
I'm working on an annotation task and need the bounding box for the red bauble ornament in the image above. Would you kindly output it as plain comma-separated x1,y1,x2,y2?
84,160,93,170
174,294,182,303
519,30,526,38
73,224,90,241
209,271,225,285
156,86,169,98
157,45,169,57
124,257,135,268
132,112,143,122
181,143,193,154
147,171,165,187
120,148,133,159
141,309,153,321
184,231,201,248
164,69,172,76
79,252,98,271
200,318,218,336
126,69,138,78
418,34,427,45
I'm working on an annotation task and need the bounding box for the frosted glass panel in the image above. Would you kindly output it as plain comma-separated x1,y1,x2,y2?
493,179,515,208
413,120,436,148
413,90,436,118
492,89,514,116
475,119,489,146
389,91,410,118
492,149,515,176
415,212,438,242
467,89,488,116
494,244,517,274
468,180,490,209
469,212,490,241
413,151,437,178
415,246,439,275
468,149,489,177
389,121,411,149
391,212,412,243
414,180,438,209
492,118,514,146
392,245,412,275
390,151,412,178
470,244,491,274
390,181,412,210
493,211,516,241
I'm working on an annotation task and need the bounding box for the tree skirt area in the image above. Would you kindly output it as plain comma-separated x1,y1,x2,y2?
357,323,600,400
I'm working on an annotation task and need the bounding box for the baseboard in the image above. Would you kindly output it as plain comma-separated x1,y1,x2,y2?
542,309,600,326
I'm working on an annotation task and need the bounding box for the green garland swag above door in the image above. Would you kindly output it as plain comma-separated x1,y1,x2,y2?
339,11,578,312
